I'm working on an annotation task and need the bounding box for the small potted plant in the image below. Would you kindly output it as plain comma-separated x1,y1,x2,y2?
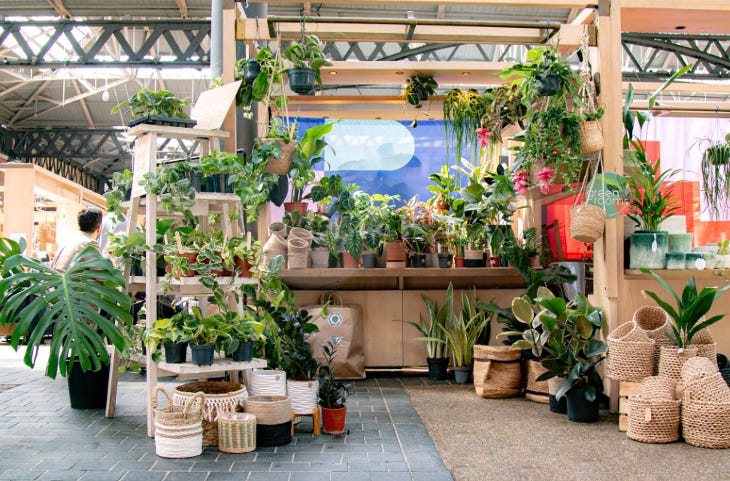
286,122,337,214
403,73,438,109
146,310,192,364
282,34,332,95
499,45,581,104
406,290,451,380
318,338,352,434
223,307,264,362
111,87,195,128
184,306,224,366
699,136,730,219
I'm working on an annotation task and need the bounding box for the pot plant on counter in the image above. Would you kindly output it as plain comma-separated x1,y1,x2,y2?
0,240,132,409
318,338,352,435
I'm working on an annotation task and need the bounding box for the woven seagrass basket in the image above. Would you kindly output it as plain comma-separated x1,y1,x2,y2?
218,412,256,453
606,321,655,382
682,400,730,449
174,381,247,447
579,120,603,155
570,204,606,243
152,386,204,459
473,345,523,399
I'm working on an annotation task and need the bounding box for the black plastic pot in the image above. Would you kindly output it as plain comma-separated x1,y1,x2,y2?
231,341,254,362
164,342,188,364
426,357,449,381
190,344,215,366
437,253,453,268
566,385,600,422
536,73,562,96
410,253,427,268
464,258,486,268
127,115,197,129
548,394,567,414
67,361,110,409
287,67,316,95
362,253,378,268
453,365,472,384
242,60,261,85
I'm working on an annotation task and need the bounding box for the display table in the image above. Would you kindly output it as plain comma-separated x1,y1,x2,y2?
157,358,267,383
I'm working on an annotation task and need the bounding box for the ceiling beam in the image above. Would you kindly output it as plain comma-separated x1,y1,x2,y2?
45,0,72,19
71,79,94,128
251,0,598,6
238,17,595,47
175,0,189,19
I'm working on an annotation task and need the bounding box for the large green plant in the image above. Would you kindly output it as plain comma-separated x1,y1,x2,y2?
406,285,453,359
289,122,337,202
111,88,190,119
234,47,286,110
318,339,351,409
443,88,487,163
439,286,493,367
640,268,730,348
0,245,132,378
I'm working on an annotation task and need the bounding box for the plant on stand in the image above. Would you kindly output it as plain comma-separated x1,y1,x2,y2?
318,338,352,434
111,87,193,127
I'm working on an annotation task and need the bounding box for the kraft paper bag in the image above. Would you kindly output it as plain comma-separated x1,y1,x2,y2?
305,296,365,380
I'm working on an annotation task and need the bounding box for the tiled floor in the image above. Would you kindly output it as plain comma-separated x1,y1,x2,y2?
0,345,453,481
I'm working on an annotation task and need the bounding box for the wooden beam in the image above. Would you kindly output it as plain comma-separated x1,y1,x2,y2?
238,17,595,47
249,0,598,6
45,0,72,19
71,79,94,128
175,0,189,19
621,1,730,34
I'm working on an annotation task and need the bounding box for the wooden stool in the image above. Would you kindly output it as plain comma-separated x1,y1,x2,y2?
291,409,320,436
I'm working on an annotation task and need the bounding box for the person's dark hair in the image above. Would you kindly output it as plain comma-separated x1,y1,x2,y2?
78,206,102,234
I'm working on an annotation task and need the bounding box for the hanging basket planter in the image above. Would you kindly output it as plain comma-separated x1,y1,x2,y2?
242,59,261,85
535,73,562,96
579,120,604,155
262,138,296,175
570,204,606,243
287,67,317,95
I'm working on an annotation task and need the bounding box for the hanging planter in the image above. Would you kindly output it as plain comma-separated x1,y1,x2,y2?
701,140,730,218
287,67,317,95
536,73,563,96
242,59,261,85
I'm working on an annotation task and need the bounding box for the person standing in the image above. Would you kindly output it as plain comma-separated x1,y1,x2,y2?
50,206,103,272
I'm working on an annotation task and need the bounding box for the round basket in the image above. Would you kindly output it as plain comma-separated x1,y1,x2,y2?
263,233,288,252
173,382,247,447
633,306,673,373
289,227,313,246
473,345,523,399
570,204,606,243
681,400,730,449
681,356,718,385
639,376,677,401
287,237,310,252
525,359,549,404
627,396,681,444
658,345,698,381
579,120,604,155
248,369,287,397
245,395,292,447
218,413,256,454
684,373,730,404
691,327,718,367
606,322,655,382
263,138,296,174
287,379,319,414
152,386,204,459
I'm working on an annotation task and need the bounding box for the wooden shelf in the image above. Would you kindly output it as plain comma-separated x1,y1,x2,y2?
624,269,730,281
277,267,525,291
129,275,257,296
158,357,267,381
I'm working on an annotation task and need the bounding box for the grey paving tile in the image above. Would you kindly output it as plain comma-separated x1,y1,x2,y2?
162,473,210,481
330,472,370,481
204,473,245,481
247,473,290,481
78,471,126,481
36,470,82,481
119,471,166,481
285,473,330,481
0,469,45,480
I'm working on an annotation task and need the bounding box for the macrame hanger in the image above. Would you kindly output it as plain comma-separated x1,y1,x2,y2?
573,151,605,208
300,13,307,43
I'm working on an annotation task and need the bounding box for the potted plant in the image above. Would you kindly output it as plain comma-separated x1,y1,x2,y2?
439,285,492,384
145,310,192,364
184,306,224,366
276,308,321,416
427,165,459,214
406,290,451,380
286,122,337,214
318,338,352,434
700,137,730,219
234,47,285,111
111,87,195,128
442,88,487,163
282,34,332,95
403,73,438,109
222,306,265,362
641,268,730,378
0,242,132,408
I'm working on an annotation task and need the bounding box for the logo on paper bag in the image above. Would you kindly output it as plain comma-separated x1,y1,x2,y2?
327,312,343,327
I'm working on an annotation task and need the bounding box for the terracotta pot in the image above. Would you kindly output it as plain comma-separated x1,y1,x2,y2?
385,242,406,268
342,252,360,268
234,257,252,277
166,252,197,277
284,202,308,215
321,406,347,434
454,256,465,268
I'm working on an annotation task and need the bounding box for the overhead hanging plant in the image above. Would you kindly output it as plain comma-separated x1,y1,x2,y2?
699,134,730,219
403,73,438,109
443,88,487,163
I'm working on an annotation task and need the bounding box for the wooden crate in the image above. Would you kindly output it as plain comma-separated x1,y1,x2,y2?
618,381,641,431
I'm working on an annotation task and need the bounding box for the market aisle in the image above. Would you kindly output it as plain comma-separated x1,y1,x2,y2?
0,345,453,481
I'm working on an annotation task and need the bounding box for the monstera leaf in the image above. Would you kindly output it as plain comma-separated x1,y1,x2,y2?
0,245,132,379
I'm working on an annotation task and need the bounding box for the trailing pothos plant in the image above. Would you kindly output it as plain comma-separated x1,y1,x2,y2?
111,88,190,119
403,73,438,126
443,88,488,163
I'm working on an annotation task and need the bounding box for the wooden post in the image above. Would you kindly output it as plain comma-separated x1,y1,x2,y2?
596,0,624,413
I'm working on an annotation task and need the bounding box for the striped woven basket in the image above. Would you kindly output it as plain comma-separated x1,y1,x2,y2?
152,386,204,459
218,413,257,453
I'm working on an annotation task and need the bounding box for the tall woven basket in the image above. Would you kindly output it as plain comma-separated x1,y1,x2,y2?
691,327,718,367
152,386,204,459
570,204,606,243
658,345,698,381
245,395,292,447
173,381,248,447
218,413,257,453
473,345,523,399
606,322,655,382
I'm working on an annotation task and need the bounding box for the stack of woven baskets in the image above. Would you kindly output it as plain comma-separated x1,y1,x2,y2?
262,222,288,266
607,306,730,448
262,222,315,269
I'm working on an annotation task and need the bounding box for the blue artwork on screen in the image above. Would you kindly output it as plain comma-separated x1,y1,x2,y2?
294,118,450,205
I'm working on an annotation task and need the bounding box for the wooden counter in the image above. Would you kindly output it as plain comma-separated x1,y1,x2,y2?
281,267,526,368
278,267,525,290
